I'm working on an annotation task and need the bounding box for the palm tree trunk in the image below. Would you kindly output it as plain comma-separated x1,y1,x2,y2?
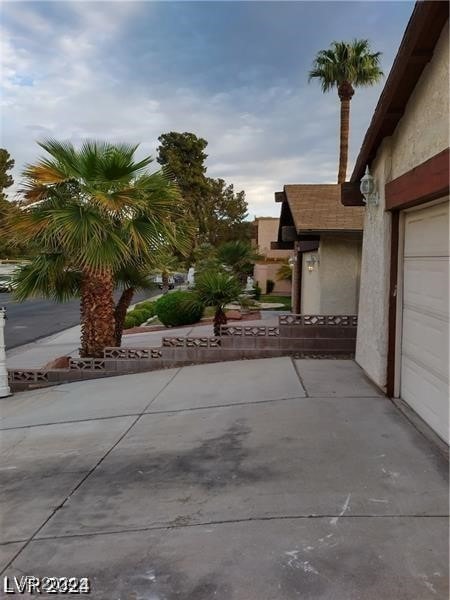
337,82,354,184
80,269,116,357
213,306,227,336
114,287,134,347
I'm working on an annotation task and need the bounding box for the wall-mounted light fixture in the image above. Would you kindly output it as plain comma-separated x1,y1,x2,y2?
288,255,296,269
360,165,379,206
306,254,319,272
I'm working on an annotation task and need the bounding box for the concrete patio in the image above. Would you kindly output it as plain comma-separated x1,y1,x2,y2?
0,358,448,599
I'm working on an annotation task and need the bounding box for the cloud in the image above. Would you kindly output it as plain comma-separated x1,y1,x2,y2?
1,1,414,216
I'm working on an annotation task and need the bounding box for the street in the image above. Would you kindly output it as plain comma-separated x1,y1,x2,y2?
0,289,157,350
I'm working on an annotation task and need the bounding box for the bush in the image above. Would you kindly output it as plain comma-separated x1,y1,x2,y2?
155,291,204,327
124,314,138,329
124,306,154,330
254,282,262,301
266,279,275,294
132,308,153,323
135,301,155,316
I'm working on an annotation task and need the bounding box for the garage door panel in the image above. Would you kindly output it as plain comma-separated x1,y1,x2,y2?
404,201,449,257
401,356,449,443
403,258,449,318
401,199,449,445
402,308,449,381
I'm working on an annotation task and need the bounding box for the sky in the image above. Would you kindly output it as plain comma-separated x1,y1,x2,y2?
1,0,414,217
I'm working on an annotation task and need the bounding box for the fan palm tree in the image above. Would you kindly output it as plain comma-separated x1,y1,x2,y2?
113,262,156,347
276,261,293,282
216,240,261,284
309,39,383,183
12,255,153,348
191,271,242,336
11,139,185,357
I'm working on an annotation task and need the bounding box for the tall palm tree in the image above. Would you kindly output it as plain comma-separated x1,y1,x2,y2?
309,39,383,183
11,139,185,357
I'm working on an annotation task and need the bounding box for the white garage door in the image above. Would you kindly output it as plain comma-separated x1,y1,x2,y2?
401,199,449,443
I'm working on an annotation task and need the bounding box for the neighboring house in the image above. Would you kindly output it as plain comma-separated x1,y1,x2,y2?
272,185,364,314
251,217,292,295
341,2,449,443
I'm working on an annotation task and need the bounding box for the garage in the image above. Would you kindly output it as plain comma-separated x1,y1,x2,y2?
400,199,449,443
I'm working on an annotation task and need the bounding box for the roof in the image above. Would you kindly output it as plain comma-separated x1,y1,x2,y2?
283,184,364,233
350,1,449,183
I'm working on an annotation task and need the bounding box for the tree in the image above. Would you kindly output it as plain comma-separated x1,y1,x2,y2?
0,149,14,200
191,271,242,336
157,132,209,243
11,139,184,357
276,261,293,282
0,149,20,258
205,177,251,244
216,240,261,284
309,39,383,183
113,262,155,347
157,133,251,247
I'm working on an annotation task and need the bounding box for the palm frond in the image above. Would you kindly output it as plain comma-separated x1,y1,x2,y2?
309,39,383,91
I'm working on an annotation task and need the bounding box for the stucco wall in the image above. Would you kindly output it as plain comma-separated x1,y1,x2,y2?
355,23,449,391
318,236,361,315
301,252,321,313
254,218,291,260
300,238,361,315
355,149,392,389
391,22,449,179
254,262,291,295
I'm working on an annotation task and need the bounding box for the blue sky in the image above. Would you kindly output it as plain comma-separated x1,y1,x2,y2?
1,1,414,216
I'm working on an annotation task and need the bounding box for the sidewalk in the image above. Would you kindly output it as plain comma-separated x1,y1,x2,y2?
6,311,282,369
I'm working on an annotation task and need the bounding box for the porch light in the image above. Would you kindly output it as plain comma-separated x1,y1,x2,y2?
306,255,318,272
288,256,296,268
360,165,379,206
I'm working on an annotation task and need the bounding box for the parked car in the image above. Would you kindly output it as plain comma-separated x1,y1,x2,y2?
152,275,175,290
0,275,14,293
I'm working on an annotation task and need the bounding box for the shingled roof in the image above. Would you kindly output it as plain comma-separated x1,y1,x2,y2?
284,184,364,233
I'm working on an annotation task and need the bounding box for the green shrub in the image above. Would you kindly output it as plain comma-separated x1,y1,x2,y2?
155,291,204,327
124,314,138,329
132,308,152,323
254,282,262,301
266,279,275,294
135,301,155,316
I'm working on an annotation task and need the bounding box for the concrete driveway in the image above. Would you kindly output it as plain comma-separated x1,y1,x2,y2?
0,358,448,599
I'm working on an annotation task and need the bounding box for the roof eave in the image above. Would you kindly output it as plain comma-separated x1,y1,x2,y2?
350,1,449,183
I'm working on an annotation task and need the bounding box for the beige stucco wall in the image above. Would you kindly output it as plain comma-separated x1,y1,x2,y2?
301,252,321,313
319,236,362,314
300,237,362,315
355,23,449,390
254,218,291,260
254,262,291,295
390,22,449,180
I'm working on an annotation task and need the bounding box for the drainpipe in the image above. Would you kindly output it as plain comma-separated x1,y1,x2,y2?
0,307,12,397
291,243,302,315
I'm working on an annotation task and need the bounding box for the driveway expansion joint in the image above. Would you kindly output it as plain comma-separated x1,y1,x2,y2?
290,357,309,397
